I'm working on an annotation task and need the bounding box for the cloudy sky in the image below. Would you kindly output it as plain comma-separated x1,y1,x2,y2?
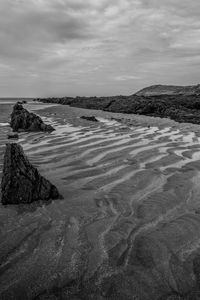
1,0,200,97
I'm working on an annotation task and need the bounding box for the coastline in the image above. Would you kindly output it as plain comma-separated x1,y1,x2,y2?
35,101,200,135
35,92,200,125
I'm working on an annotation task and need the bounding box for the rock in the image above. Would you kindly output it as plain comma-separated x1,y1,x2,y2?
1,143,62,205
17,100,27,104
111,117,122,122
80,116,98,122
18,129,25,132
7,133,19,139
10,102,55,132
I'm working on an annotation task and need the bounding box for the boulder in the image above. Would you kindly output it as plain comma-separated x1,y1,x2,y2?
10,102,55,132
17,100,27,104
7,132,19,139
111,117,122,122
1,143,62,205
80,116,98,122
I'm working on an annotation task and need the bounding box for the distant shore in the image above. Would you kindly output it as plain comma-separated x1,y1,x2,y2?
34,92,200,125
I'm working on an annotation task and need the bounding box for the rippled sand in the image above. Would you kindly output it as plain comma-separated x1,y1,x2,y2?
1,104,200,299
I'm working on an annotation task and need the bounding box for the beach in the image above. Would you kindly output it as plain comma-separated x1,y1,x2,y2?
1,101,200,299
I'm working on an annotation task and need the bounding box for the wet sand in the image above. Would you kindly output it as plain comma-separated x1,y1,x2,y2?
1,103,200,299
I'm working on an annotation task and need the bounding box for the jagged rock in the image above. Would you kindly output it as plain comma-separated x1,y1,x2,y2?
80,116,98,122
7,133,19,139
10,102,55,132
1,143,62,205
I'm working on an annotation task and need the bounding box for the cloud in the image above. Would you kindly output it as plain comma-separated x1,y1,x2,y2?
114,75,141,81
0,0,200,97
0,0,93,60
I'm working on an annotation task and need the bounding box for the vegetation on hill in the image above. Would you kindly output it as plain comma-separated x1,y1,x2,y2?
135,83,200,96
35,91,200,125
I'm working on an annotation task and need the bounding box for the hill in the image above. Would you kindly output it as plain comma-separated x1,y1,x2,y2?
135,84,200,96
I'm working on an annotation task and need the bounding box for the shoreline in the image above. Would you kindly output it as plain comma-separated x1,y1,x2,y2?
33,101,200,135
34,92,200,125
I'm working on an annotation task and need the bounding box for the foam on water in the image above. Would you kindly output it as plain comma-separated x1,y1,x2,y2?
96,117,121,127
0,123,9,126
0,101,17,104
27,103,59,111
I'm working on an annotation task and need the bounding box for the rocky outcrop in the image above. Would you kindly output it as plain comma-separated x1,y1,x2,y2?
80,116,98,122
10,102,55,132
7,133,19,139
18,100,27,104
1,143,62,205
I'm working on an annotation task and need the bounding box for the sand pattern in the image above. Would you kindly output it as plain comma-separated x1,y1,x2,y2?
1,104,200,299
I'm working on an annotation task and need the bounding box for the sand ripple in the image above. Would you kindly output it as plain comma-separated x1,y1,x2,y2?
1,105,200,299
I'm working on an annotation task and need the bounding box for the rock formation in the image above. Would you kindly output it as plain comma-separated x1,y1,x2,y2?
7,133,19,139
80,116,98,122
10,102,55,132
1,143,62,205
18,100,27,104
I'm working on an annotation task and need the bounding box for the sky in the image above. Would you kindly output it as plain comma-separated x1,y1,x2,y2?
1,0,200,97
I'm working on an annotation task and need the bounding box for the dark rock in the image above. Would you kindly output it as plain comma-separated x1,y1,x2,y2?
1,143,62,205
7,133,19,139
17,100,27,104
10,102,55,132
80,116,98,122
111,117,122,122
18,128,25,132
